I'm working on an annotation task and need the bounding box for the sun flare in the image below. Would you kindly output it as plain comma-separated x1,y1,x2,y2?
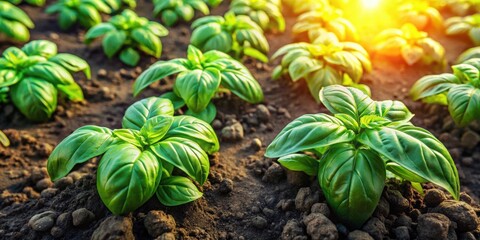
360,0,381,9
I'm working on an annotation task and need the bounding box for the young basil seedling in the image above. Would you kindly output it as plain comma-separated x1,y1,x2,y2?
0,2,34,42
7,0,45,6
46,0,111,30
133,45,264,123
103,0,136,12
85,9,168,66
153,0,210,27
266,85,460,228
446,13,480,46
229,0,285,33
272,30,371,102
374,23,446,66
293,6,357,42
411,58,480,127
190,12,270,62
0,131,9,147
0,40,90,121
47,97,219,214
398,1,443,30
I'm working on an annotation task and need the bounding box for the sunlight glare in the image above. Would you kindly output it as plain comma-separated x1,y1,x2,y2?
361,0,381,9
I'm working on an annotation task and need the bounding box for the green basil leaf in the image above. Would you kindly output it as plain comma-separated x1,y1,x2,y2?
278,153,318,176
220,68,264,104
452,63,480,83
151,137,209,184
288,56,323,81
160,92,185,110
78,4,102,28
156,175,203,206
57,82,84,101
386,162,428,183
410,73,460,101
190,23,223,49
140,115,174,144
133,60,188,96
58,8,77,30
447,84,480,127
113,129,144,147
22,40,57,58
357,124,460,199
187,45,204,66
0,18,30,42
146,21,169,37
11,78,57,121
165,115,219,154
173,68,221,113
0,2,34,28
185,101,217,123
49,53,91,78
102,30,127,58
319,85,375,121
23,61,74,85
97,144,161,214
132,28,162,57
122,97,175,130
0,69,20,88
265,113,356,158
318,143,385,228
119,48,140,66
84,23,116,44
47,125,114,181
374,100,413,122
305,66,342,102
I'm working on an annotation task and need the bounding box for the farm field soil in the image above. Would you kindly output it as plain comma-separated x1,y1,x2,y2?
0,1,479,239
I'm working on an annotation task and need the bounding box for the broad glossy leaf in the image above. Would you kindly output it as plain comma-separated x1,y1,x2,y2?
102,30,127,58
0,19,30,42
49,53,91,78
97,144,161,214
190,23,223,48
113,129,144,148
410,73,459,101
57,82,84,101
220,68,263,103
358,124,460,199
387,162,428,183
173,68,221,113
151,137,209,184
23,61,74,85
0,69,20,88
156,175,203,206
119,48,140,67
132,28,162,57
319,85,375,120
185,101,217,123
84,23,116,43
11,78,57,121
318,143,385,228
278,154,318,176
452,63,479,83
202,31,233,53
58,8,77,30
123,97,175,130
0,2,34,28
22,40,57,58
78,4,102,28
401,45,424,66
165,115,219,154
140,115,174,145
288,56,323,81
374,100,413,122
47,125,114,181
265,113,356,158
447,84,480,126
133,60,188,96
160,92,185,110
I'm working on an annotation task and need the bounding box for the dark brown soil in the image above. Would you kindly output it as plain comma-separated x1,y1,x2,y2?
1,1,479,239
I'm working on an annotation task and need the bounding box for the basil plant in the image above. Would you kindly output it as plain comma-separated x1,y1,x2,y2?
85,9,168,66
266,85,460,228
0,2,34,42
293,7,357,42
398,1,443,30
48,97,219,214
0,40,90,121
374,23,446,66
229,0,285,33
272,31,371,102
153,0,210,27
0,131,9,147
133,45,264,123
411,58,480,127
456,46,480,63
46,0,111,30
445,14,480,46
190,12,270,62
7,0,45,6
103,0,136,12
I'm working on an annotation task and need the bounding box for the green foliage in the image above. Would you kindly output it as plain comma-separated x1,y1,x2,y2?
266,85,460,228
153,0,210,27
7,0,45,6
0,40,90,121
374,23,446,66
456,46,480,63
0,2,34,42
0,130,9,147
103,0,136,12
411,58,480,126
283,0,328,14
293,7,357,42
229,0,285,32
46,0,112,30
190,12,269,62
271,30,371,102
203,0,222,7
133,45,263,123
47,97,219,214
398,0,443,30
85,9,168,66
446,14,480,46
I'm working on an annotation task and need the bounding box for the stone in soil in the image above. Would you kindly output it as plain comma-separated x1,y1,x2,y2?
250,138,262,151
393,226,410,240
295,187,320,211
262,162,285,183
361,217,388,240
28,211,57,232
417,213,451,239
460,130,480,149
219,179,234,194
424,189,446,207
256,104,271,123
281,219,306,240
144,210,176,238
72,208,95,227
432,200,479,232
91,216,134,240
347,230,374,240
251,216,268,229
311,203,330,217
221,122,244,142
303,213,338,240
